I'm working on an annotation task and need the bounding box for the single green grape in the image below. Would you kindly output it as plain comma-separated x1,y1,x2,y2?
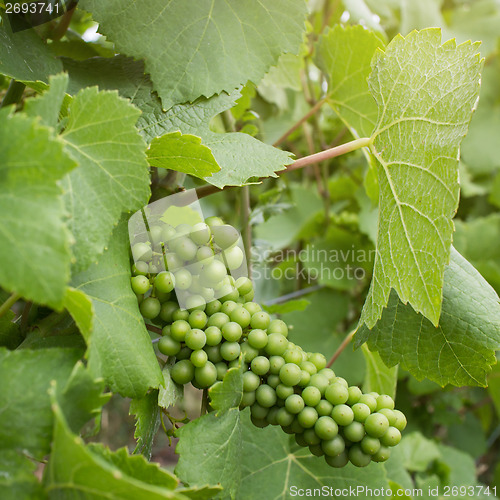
325,452,349,468
155,271,175,293
242,371,261,392
212,224,239,249
285,394,305,414
240,342,259,362
300,361,318,375
331,404,354,426
303,428,321,446
269,356,286,375
132,242,152,261
299,370,311,387
251,356,270,376
171,360,195,385
279,363,302,386
267,319,288,337
315,399,334,417
376,394,395,411
247,329,268,349
347,386,362,405
235,276,253,296
360,436,381,455
170,320,191,342
243,302,261,315
318,368,336,381
139,297,161,319
240,391,256,408
221,321,243,342
172,308,189,321
314,416,338,440
265,333,288,356
255,384,277,408
308,352,327,371
309,444,325,457
358,394,377,412
283,349,303,365
322,436,345,457
308,374,329,396
205,326,223,346
221,246,244,270
352,403,371,423
229,306,251,328
249,311,270,330
158,336,181,356
276,407,294,427
297,407,318,429
349,445,372,467
380,427,401,447
176,346,192,360
204,345,223,363
372,446,391,463
378,408,396,426
191,222,211,245
194,361,217,388
185,294,206,312
207,312,230,329
201,260,227,285
190,349,208,368
220,341,240,361
325,383,349,405
205,299,222,316
174,269,192,290
132,261,149,276
188,310,207,329
131,275,150,295
251,403,269,420
220,300,238,316
301,386,322,407
185,328,206,350
215,362,228,380
343,421,365,442
364,413,390,438
295,433,308,448
275,383,294,400
266,374,280,388
393,410,407,432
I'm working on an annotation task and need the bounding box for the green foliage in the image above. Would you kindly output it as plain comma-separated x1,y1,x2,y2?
130,390,161,460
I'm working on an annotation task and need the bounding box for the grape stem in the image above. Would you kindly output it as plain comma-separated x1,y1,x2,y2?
0,292,20,319
201,389,209,415
327,329,356,367
195,137,371,200
146,324,163,336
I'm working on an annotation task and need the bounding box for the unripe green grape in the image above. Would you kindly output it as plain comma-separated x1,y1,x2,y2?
162,224,176,243
242,371,260,392
148,263,159,274
378,408,396,426
267,319,288,337
188,310,207,329
205,299,222,316
155,271,175,293
207,312,230,329
247,329,268,349
235,276,253,296
249,312,269,331
364,413,390,438
165,252,183,271
240,391,256,408
360,436,381,455
349,445,371,467
308,374,330,396
170,320,191,342
331,404,354,426
295,433,308,448
347,386,362,405
140,297,161,319
256,384,276,408
191,222,211,245
276,407,294,427
185,328,206,350
359,394,377,412
175,223,191,236
289,418,305,434
251,416,269,428
171,360,195,385
244,302,261,315
148,225,163,245
279,363,302,386
372,446,391,463
325,452,348,468
195,361,217,388
131,275,150,295
220,341,240,361
219,245,243,270
205,345,223,363
215,362,228,380
229,306,251,328
285,394,305,414
269,355,286,374
201,260,227,285
393,410,407,431
205,216,224,229
203,326,221,346
276,383,294,400
251,356,270,376
196,245,214,264
325,383,349,405
161,325,171,336
297,407,318,428
132,260,149,276
212,224,239,249
132,242,152,261
332,376,348,388
318,368,335,381
266,374,280,388
300,361,317,375
352,403,371,423
299,370,311,387
220,288,239,303
173,236,197,261
176,346,192,360
221,322,242,342
240,342,259,362
380,427,401,447
315,416,338,440
368,391,380,398
283,349,303,365
343,421,365,442
309,444,325,457
308,352,327,371
155,290,171,303
158,336,181,356
376,394,395,411
316,400,334,417
322,435,345,457
229,360,248,371
172,308,189,321
265,407,280,426
302,386,322,407
220,300,237,316
265,333,288,356
174,269,192,290
185,294,206,312
251,403,269,419
243,290,255,302
303,428,321,446
190,349,208,368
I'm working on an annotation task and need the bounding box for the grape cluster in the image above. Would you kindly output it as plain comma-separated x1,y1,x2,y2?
130,218,406,468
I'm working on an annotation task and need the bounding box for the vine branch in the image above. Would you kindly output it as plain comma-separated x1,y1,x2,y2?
327,329,356,367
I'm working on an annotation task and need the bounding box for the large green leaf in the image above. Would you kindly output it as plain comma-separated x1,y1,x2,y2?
0,451,46,500
130,390,161,460
61,87,150,272
0,21,62,82
147,132,219,179
63,56,292,188
0,110,76,308
315,25,385,137
357,248,500,387
361,29,482,328
44,389,187,500
71,221,163,398
361,344,398,399
0,347,81,459
79,0,307,109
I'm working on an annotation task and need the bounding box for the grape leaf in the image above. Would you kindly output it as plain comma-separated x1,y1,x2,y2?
0,109,76,308
79,0,307,109
63,287,94,338
315,25,385,137
209,363,243,415
71,221,163,398
0,347,81,459
0,21,62,82
61,87,150,272
262,298,310,315
62,56,293,188
147,132,219,179
0,451,45,500
158,363,183,410
361,344,398,399
238,410,390,499
44,390,187,500
488,364,500,418
130,390,161,460
393,432,441,473
361,29,482,328
356,248,500,387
